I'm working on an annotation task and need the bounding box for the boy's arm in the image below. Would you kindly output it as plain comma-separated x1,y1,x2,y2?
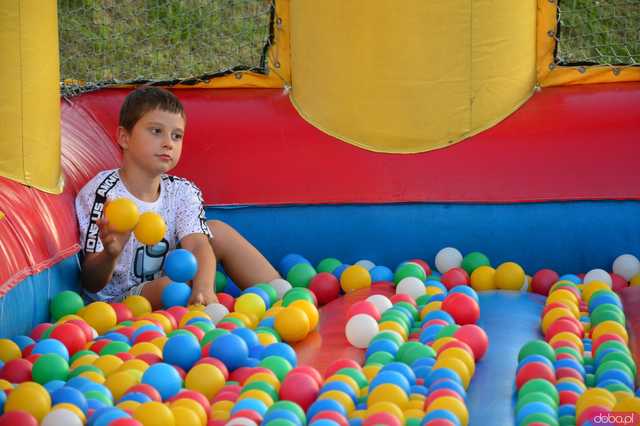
80,251,118,293
180,233,218,305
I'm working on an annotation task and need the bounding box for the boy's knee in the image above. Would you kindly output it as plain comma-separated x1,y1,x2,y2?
207,219,225,234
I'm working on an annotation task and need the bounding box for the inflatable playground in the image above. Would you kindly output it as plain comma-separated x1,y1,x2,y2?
1,1,640,425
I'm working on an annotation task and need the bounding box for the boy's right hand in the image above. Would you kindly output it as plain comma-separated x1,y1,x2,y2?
98,216,131,259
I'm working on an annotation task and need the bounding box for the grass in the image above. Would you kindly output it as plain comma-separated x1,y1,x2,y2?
557,0,640,65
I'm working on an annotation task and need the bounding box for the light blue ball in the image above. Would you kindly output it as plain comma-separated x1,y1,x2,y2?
161,281,192,308
163,333,201,370
164,248,198,282
141,363,182,400
33,338,69,361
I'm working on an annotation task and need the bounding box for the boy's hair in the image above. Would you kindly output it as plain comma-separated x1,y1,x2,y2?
119,86,185,132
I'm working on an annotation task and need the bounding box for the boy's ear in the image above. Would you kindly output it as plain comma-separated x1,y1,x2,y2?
116,126,130,150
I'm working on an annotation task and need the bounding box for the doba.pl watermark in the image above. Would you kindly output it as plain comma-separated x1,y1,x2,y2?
592,412,638,426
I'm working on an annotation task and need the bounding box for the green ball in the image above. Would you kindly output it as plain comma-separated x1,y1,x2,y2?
255,283,278,305
335,367,369,389
599,351,637,376
201,328,229,346
371,331,404,347
595,340,630,357
255,327,281,342
69,364,102,379
585,373,595,387
41,324,57,340
436,324,460,339
380,311,411,329
241,381,279,401
558,416,576,426
461,252,491,275
515,391,558,413
555,346,583,363
50,290,85,321
268,400,306,424
32,353,69,384
521,412,558,426
365,352,394,366
70,350,97,364
215,271,227,292
99,341,131,356
406,418,422,426
595,360,634,381
218,317,245,328
518,379,559,406
591,304,625,326
264,420,297,426
396,341,435,365
190,321,215,334
518,340,556,363
394,263,427,284
316,258,342,274
260,355,292,381
415,295,431,307
282,288,316,306
84,390,113,406
286,263,317,288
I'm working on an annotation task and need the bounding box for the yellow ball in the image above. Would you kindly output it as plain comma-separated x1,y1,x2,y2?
134,211,167,246
0,379,13,391
185,363,225,400
319,390,355,414
582,280,611,303
325,374,360,397
431,337,457,353
179,310,210,328
93,354,124,376
5,382,51,422
420,301,443,318
117,359,150,374
52,402,86,423
427,396,469,426
613,396,640,415
104,198,139,232
547,288,579,307
238,389,274,407
80,301,117,335
0,339,22,362
362,364,382,383
340,265,372,293
142,312,173,333
134,401,175,426
289,300,319,331
591,320,628,344
124,295,152,317
433,357,471,389
171,406,201,426
439,347,476,377
105,370,140,401
171,399,207,426
130,342,163,358
541,307,576,334
257,332,278,346
470,266,496,291
244,371,281,391
494,262,525,291
117,400,141,412
630,273,640,286
274,306,310,343
367,383,409,409
234,293,266,319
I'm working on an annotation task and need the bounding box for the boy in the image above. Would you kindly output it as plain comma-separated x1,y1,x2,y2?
76,86,280,309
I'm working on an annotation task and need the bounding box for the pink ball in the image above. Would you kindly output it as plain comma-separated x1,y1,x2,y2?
389,294,416,306
166,306,188,324
363,413,402,426
308,272,342,306
127,383,162,402
30,323,52,341
324,358,361,378
442,293,480,325
422,421,456,426
289,365,323,387
0,359,32,383
545,317,583,340
216,293,235,312
0,411,38,426
110,303,133,323
279,372,320,410
531,269,559,296
66,319,94,342
453,324,489,361
611,272,628,293
212,390,239,403
441,268,470,289
515,361,555,389
50,322,87,355
346,301,380,321
110,419,143,426
311,411,349,426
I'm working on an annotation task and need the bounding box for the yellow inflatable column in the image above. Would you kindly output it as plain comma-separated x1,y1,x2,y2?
0,1,62,193
290,0,536,153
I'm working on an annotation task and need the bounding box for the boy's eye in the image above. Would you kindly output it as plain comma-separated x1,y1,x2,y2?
172,133,183,141
150,128,161,134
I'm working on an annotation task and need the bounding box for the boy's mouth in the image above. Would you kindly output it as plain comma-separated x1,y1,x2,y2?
157,154,172,162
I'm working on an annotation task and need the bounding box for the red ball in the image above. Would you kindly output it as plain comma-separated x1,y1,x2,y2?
21,344,34,358
66,319,94,342
155,310,178,330
389,294,416,306
89,339,112,353
134,330,164,344
545,317,583,341
110,420,143,426
0,411,38,426
116,326,135,340
453,324,489,361
0,359,32,383
207,421,226,426
515,362,555,389
127,383,162,402
289,365,323,387
212,390,239,403
231,409,262,424
423,421,456,426
166,306,188,324
550,339,580,352
196,357,229,380
25,354,41,364
136,353,161,365
308,272,342,306
217,322,238,331
555,367,583,382
436,339,474,357
531,269,559,296
200,343,212,358
611,272,628,293
408,259,432,276
577,405,610,426
441,293,480,325
559,390,580,405
50,322,87,355
230,367,262,384
441,268,470,290
30,323,53,341
216,293,235,312
363,413,402,426
311,411,349,426
182,325,205,341
346,301,380,321
424,388,465,409
110,303,133,323
279,372,320,411
170,389,212,415
592,333,626,355
324,358,361,378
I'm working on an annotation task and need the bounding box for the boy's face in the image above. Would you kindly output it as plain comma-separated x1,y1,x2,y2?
118,108,185,176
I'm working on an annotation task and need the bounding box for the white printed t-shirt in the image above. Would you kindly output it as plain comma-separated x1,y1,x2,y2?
75,169,211,301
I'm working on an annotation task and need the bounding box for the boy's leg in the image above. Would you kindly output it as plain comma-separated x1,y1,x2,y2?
208,220,280,290
138,276,172,311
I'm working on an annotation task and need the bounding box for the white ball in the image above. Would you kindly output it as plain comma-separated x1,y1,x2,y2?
396,276,426,299
226,418,258,426
345,314,379,348
613,254,640,281
42,409,83,426
269,278,293,299
583,268,612,286
204,303,229,324
355,259,376,270
435,247,463,274
366,294,393,314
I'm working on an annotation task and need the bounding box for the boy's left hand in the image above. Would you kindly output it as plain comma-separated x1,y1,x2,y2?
189,284,218,306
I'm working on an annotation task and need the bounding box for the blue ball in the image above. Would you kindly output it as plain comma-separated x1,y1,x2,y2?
556,381,585,394
412,357,436,370
365,339,399,358
559,274,581,284
558,404,576,417
141,363,182,400
429,293,446,302
429,379,467,400
0,390,5,413
11,335,35,351
370,371,411,394
249,344,265,359
310,420,340,426
224,277,243,297
349,419,363,426
421,409,461,426
414,366,432,382
163,333,201,370
33,338,69,361
102,332,130,344
279,254,312,277
381,362,417,386
263,409,302,426
92,407,130,426
370,265,394,283
164,248,198,282
209,333,249,370
87,398,107,411
231,398,268,416
44,379,66,394
244,287,272,309
319,381,357,403
516,402,556,425
52,386,89,414
449,286,479,302
66,376,92,390
419,324,445,344
78,382,112,401
517,355,555,374
589,293,622,312
232,328,260,350
259,317,276,328
131,324,164,342
410,384,429,396
261,343,297,367
332,264,349,280
421,311,455,326
307,399,346,420
161,281,192,308
120,392,151,404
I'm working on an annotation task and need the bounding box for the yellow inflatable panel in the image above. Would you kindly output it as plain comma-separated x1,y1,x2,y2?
289,0,536,153
0,1,62,193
